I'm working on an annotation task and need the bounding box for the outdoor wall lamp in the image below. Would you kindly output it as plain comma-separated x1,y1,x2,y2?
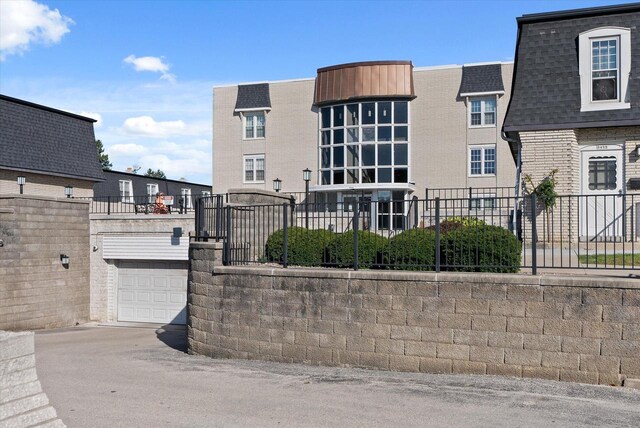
635,144,640,157
302,168,311,182
272,178,282,193
65,185,73,198
17,176,26,194
60,254,70,268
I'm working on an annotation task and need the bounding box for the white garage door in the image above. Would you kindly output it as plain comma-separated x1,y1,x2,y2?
117,261,187,324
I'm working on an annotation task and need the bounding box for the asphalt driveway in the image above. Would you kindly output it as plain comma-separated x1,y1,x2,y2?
35,325,640,428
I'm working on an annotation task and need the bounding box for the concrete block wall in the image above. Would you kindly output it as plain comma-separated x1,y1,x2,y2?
188,244,640,387
0,331,65,427
0,195,90,330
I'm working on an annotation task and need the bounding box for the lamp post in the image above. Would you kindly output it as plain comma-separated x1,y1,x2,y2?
17,176,26,194
272,178,282,193
65,185,73,198
303,168,311,228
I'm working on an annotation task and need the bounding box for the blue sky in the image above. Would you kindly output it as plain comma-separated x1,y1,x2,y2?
0,0,631,184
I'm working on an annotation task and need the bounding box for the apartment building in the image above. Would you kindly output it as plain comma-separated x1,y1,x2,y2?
213,60,515,228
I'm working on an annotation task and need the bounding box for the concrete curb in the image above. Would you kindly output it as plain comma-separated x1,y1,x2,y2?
0,331,66,427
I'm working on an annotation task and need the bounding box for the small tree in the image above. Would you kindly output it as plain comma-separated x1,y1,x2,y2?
144,168,167,179
523,169,558,243
96,140,112,170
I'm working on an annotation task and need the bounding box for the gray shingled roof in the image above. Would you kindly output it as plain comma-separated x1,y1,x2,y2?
503,7,640,132
94,170,211,197
459,64,504,95
235,83,271,110
0,95,105,181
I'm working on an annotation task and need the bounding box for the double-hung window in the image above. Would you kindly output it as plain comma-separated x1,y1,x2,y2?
244,112,265,139
469,98,496,127
591,38,618,102
469,145,496,176
147,183,158,203
119,180,133,203
578,27,630,111
244,154,265,183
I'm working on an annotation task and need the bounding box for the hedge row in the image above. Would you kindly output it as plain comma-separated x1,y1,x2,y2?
264,222,521,273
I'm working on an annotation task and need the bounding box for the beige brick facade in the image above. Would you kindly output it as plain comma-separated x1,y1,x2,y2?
213,63,516,196
0,169,95,199
519,126,640,243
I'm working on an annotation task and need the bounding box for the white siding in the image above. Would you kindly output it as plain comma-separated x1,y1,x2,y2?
103,235,188,260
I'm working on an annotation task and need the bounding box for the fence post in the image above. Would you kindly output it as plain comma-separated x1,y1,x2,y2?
107,196,111,215
195,197,201,240
283,203,288,268
530,193,538,275
353,202,359,271
435,197,441,273
224,206,232,266
468,186,473,210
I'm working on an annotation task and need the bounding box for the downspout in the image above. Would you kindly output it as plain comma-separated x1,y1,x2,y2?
502,131,522,236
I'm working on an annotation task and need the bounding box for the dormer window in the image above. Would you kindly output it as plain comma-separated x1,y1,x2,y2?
579,27,630,112
469,98,496,127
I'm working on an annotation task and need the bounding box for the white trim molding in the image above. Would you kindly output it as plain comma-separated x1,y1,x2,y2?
460,90,505,97
579,26,631,112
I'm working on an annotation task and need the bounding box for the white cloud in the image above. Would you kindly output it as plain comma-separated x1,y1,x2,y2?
124,54,176,83
0,0,73,61
139,154,211,182
122,115,186,137
78,111,102,127
109,143,147,156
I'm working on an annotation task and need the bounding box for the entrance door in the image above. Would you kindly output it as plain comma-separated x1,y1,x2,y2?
377,191,406,231
580,145,624,241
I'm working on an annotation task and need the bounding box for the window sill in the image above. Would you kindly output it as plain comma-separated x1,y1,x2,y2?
243,181,265,185
580,101,631,112
468,174,497,178
469,125,497,129
242,137,266,141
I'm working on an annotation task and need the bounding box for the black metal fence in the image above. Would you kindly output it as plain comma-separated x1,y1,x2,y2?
78,195,197,215
195,192,639,273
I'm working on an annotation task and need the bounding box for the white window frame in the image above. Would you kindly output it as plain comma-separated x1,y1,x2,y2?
119,180,133,203
180,188,192,209
579,27,631,112
243,154,265,184
468,97,497,128
317,100,411,189
469,194,497,211
468,145,497,177
242,111,266,140
146,183,159,203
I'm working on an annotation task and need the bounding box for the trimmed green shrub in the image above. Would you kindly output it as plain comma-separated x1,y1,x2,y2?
445,216,487,227
325,230,388,268
265,227,334,266
384,228,436,270
441,224,521,273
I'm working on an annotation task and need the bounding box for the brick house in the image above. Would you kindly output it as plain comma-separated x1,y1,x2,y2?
502,4,640,242
0,94,105,197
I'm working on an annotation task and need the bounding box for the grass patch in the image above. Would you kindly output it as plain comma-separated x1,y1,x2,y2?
578,253,640,266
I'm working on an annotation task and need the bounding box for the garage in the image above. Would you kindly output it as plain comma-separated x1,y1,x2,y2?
117,261,187,324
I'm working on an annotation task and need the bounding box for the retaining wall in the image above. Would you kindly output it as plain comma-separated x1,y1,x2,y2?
188,242,640,386
0,195,90,330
